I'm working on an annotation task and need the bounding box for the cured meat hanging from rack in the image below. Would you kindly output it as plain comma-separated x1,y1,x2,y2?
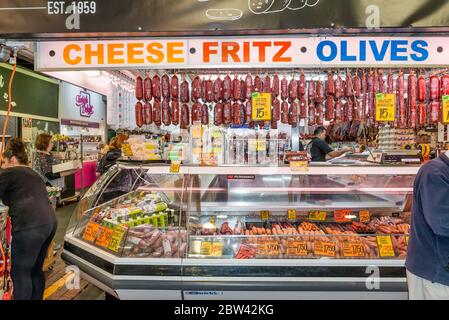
205,78,214,103
191,76,202,102
307,80,316,103
135,76,144,101
298,72,306,96
272,99,281,122
223,75,232,101
373,71,379,96
135,101,143,128
143,102,152,125
281,76,288,101
417,75,426,101
162,99,171,126
239,79,246,102
254,75,262,93
316,80,325,104
288,76,298,101
315,104,324,126
245,101,253,124
299,96,307,118
143,75,152,102
180,103,190,129
281,101,289,124
430,75,440,101
272,74,280,97
153,99,162,127
180,78,190,103
345,71,354,98
213,76,223,102
214,102,224,126
429,100,440,125
326,71,335,96
335,99,344,123
289,101,298,127
325,95,334,121
441,74,449,96
417,102,427,127
345,98,354,122
239,103,246,125
245,74,253,100
408,70,417,128
161,74,170,99
367,71,375,122
191,102,202,123
378,70,386,94
335,74,343,99
387,71,394,94
263,74,271,93
233,75,241,101
201,103,209,125
200,77,206,101
397,71,406,128
223,101,232,125
171,74,179,100
232,102,241,125
361,71,367,123
171,100,179,126
353,72,361,98
308,101,316,126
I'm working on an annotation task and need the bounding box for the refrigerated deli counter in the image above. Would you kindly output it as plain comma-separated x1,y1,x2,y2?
63,161,417,300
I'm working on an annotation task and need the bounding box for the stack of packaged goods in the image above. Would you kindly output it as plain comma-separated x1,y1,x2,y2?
121,135,162,161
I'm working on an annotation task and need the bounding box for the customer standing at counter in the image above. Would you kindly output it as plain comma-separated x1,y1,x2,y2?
96,136,122,176
405,150,449,299
308,126,354,162
0,138,57,300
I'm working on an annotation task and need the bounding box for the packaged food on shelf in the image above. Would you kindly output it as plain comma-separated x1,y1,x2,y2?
121,135,162,161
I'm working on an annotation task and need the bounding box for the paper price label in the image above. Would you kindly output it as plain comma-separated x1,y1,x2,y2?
252,92,272,121
406,236,409,245
211,242,223,257
95,226,114,248
334,210,351,222
375,93,395,122
342,242,365,257
82,221,100,242
256,140,267,151
287,209,297,221
359,210,371,223
442,95,449,124
209,216,216,226
200,241,212,256
108,227,127,253
314,241,336,257
260,210,270,221
286,240,308,256
308,211,327,221
170,160,181,173
257,240,279,256
290,160,309,172
377,236,395,257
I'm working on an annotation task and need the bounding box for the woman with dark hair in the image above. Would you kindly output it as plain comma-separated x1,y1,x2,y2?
0,138,57,300
96,136,123,176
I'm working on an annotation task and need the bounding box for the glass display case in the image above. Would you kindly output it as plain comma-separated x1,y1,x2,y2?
63,162,418,300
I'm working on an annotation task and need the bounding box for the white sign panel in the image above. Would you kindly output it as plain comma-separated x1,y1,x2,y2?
36,37,449,70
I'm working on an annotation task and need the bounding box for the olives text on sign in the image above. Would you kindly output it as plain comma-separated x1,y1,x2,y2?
375,93,396,122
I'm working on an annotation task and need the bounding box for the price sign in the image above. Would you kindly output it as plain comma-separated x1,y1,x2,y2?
200,241,212,256
260,210,270,221
406,236,409,245
108,226,128,253
377,236,395,257
314,241,336,257
287,209,297,221
342,242,365,257
308,211,327,221
290,160,309,172
359,210,371,223
95,226,114,248
256,140,267,151
375,93,395,122
211,241,223,257
257,240,279,256
286,240,308,256
209,216,216,226
252,92,272,121
334,210,351,222
442,95,449,124
170,160,181,173
82,221,100,242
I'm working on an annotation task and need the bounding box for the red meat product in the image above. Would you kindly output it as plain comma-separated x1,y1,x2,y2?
223,102,232,125
345,72,354,97
430,75,440,101
239,103,245,125
367,71,375,120
408,70,417,127
200,77,206,101
214,103,224,126
245,101,253,124
180,104,190,129
289,77,298,100
240,79,245,102
135,76,143,101
418,102,427,127
143,75,152,102
191,76,202,102
315,104,324,126
232,102,241,125
430,101,440,124
281,76,288,101
153,99,162,127
271,120,278,129
180,79,190,103
335,75,343,99
308,102,316,126
346,98,354,122
326,71,335,96
254,75,262,93
171,100,179,126
417,75,426,101
289,102,298,127
272,74,280,97
213,77,223,102
263,75,271,93
201,103,209,125
308,80,316,103
171,74,179,100
325,95,335,121
373,71,379,94
441,74,449,96
387,72,394,94
205,79,213,103
335,99,344,123
316,80,325,103
162,99,171,126
397,72,406,127
299,96,307,118
298,72,306,96
143,102,152,125
409,104,417,128
378,70,386,93
361,71,367,123
353,73,361,98
161,74,170,99
281,101,289,124
272,99,281,122
135,101,143,127
191,102,202,123
245,74,253,100
398,99,407,128
233,76,241,101
224,75,232,101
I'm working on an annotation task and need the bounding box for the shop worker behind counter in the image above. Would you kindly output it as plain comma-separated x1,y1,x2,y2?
309,126,354,162
405,150,449,299
0,138,57,300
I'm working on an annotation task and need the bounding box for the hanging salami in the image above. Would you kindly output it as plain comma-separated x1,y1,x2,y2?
201,103,209,125
430,75,440,101
281,76,288,101
162,99,171,126
161,74,170,99
272,74,280,98
213,76,224,102
326,71,335,96
272,99,281,122
135,101,143,127
289,101,298,127
223,101,232,125
143,102,152,125
171,74,179,100
191,76,202,102
299,96,307,119
135,76,144,101
205,78,214,103
223,75,233,101
214,102,224,126
325,95,335,121
191,102,202,123
308,102,316,126
417,75,426,102
143,75,152,102
298,72,306,96
171,100,179,126
153,99,162,127
180,104,190,129
281,101,289,124
233,76,241,101
180,78,190,103
335,74,343,99
254,75,262,93
288,76,298,101
245,74,253,100
263,75,271,93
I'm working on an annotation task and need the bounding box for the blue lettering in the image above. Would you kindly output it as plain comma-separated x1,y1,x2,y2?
359,40,367,61
341,40,357,61
410,40,429,61
391,40,408,61
369,40,390,61
317,40,337,62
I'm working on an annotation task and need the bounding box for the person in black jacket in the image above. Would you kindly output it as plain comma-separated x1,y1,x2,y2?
96,137,122,176
0,138,57,300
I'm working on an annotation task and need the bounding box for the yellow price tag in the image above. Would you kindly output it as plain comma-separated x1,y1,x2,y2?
377,236,395,257
286,240,308,256
200,241,212,256
260,210,270,221
375,93,395,122
108,226,127,253
82,221,100,242
290,160,309,172
287,209,297,221
442,95,449,124
342,242,365,257
308,211,326,221
314,241,336,257
359,210,371,223
251,92,272,121
95,226,113,249
211,242,223,257
209,216,216,226
256,140,267,151
170,160,181,173
257,239,279,256
406,236,409,245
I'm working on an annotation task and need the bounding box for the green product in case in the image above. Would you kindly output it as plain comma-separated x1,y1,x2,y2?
154,202,168,213
163,211,168,226
158,213,166,228
151,214,159,228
